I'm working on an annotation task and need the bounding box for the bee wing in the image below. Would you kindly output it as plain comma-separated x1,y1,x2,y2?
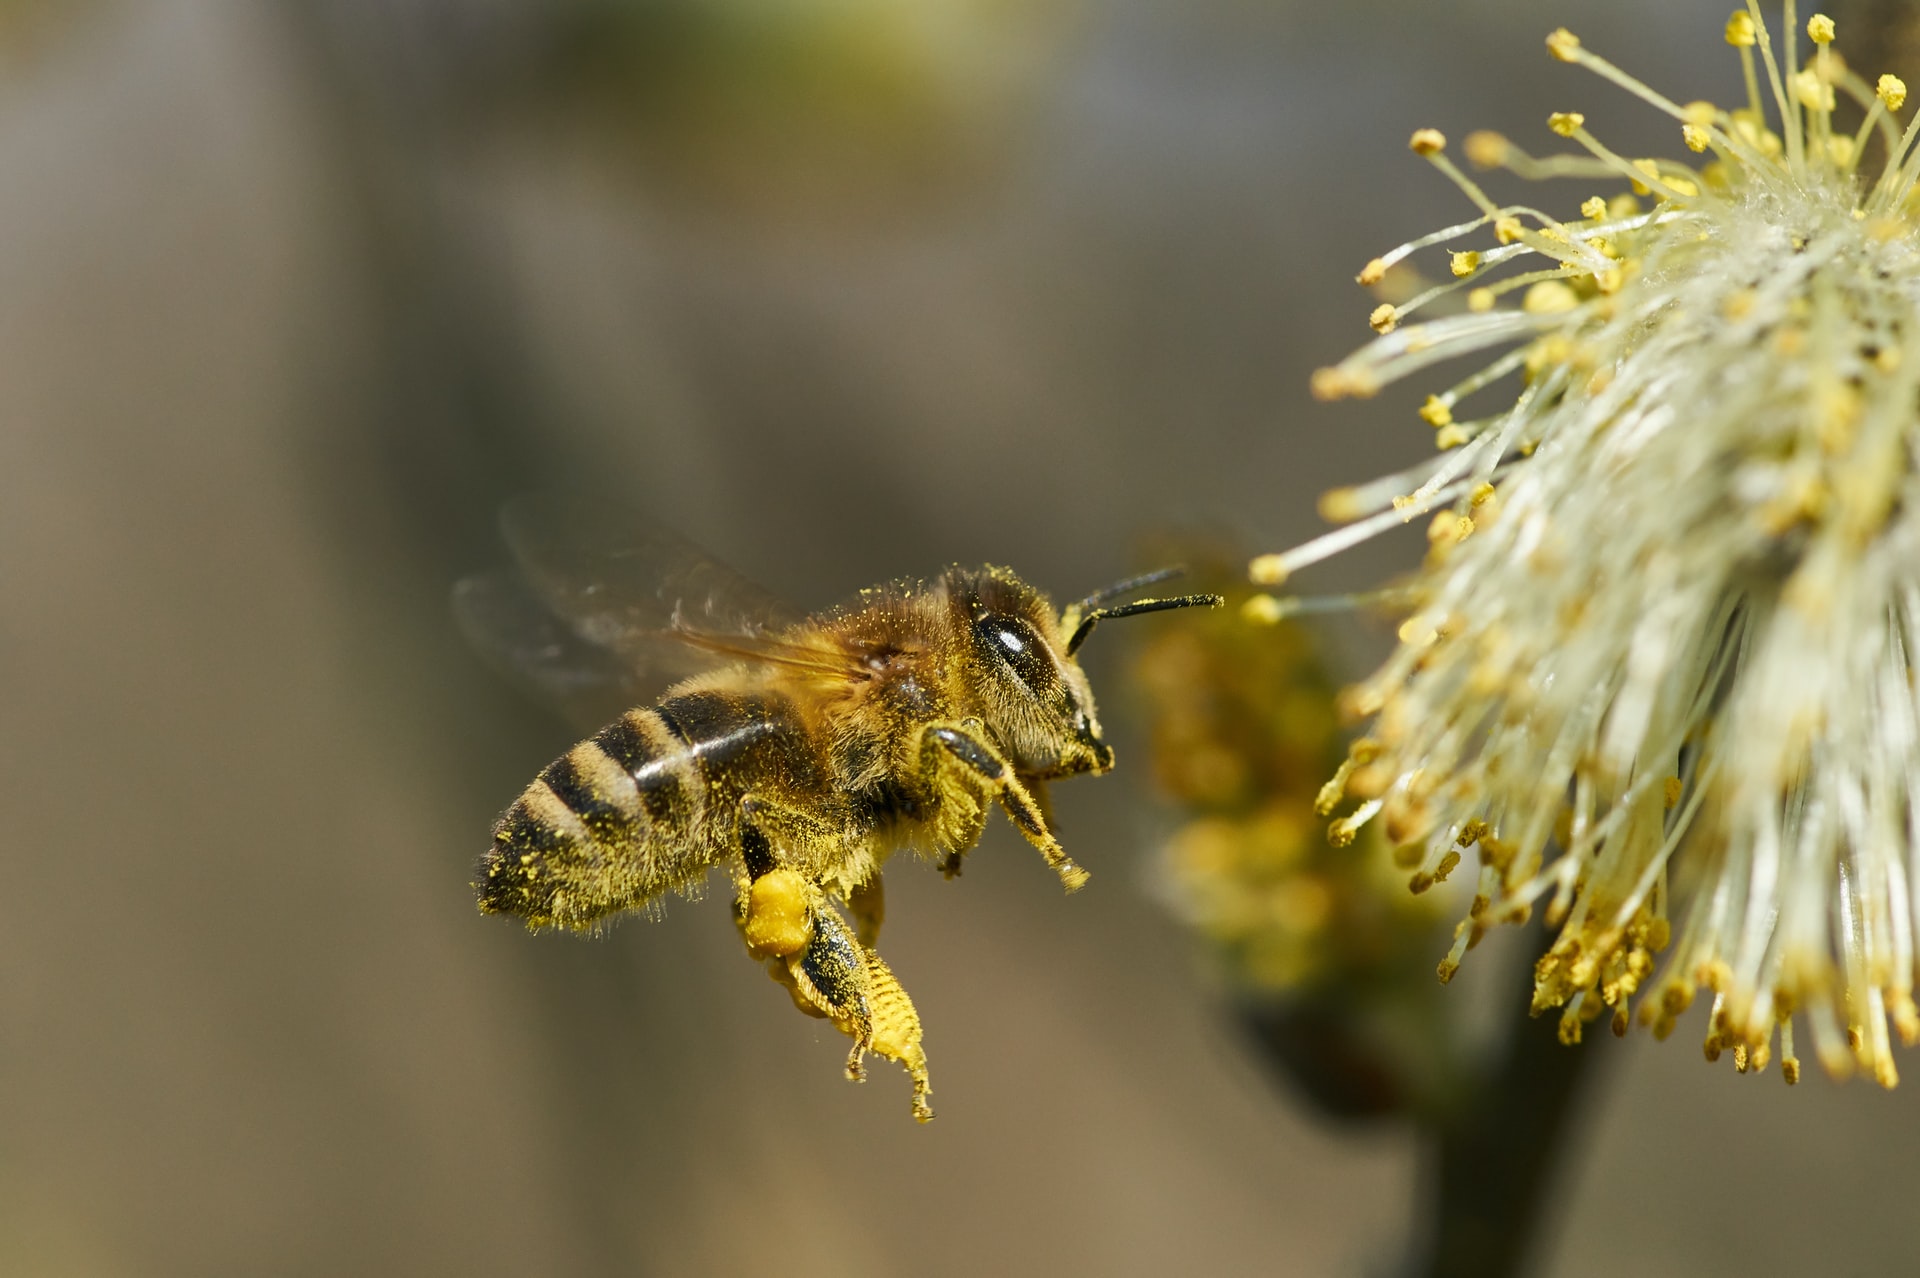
499,493,808,654
452,570,654,729
460,495,870,725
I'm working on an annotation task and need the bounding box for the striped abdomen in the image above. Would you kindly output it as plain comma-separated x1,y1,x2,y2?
478,689,817,931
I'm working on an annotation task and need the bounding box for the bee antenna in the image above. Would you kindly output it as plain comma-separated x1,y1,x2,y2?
1068,566,1188,618
1065,593,1223,657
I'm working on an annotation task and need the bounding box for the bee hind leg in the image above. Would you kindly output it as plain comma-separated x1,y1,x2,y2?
734,793,850,960
920,723,1088,892
784,903,933,1121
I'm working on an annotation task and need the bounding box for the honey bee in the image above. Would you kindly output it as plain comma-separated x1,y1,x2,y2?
457,496,1220,1121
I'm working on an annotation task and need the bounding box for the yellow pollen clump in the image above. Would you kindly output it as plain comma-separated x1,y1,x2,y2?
1435,424,1470,450
1548,112,1585,137
1494,216,1524,244
1683,123,1711,153
1682,100,1718,127
1357,257,1387,286
1464,130,1509,168
1419,395,1453,427
1594,266,1625,294
1369,303,1398,334
1807,13,1835,43
1409,128,1447,156
1725,11,1756,46
1467,287,1495,312
1450,250,1481,277
1580,196,1607,220
1546,28,1581,62
1880,75,1908,111
1522,280,1581,314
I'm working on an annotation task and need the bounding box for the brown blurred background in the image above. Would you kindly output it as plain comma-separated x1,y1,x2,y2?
3,1,1916,1274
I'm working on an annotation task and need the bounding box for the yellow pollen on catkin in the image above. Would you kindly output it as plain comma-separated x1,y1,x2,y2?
1546,28,1581,62
1419,396,1454,427
1409,128,1447,156
1880,75,1908,111
1467,287,1495,312
1725,11,1756,46
1248,553,1289,586
1450,250,1481,277
1493,216,1524,245
1683,123,1711,153
1580,196,1608,220
1793,68,1835,113
1548,112,1585,138
1464,131,1510,168
1369,303,1398,334
1807,14,1835,44
1357,258,1388,286
1523,280,1581,314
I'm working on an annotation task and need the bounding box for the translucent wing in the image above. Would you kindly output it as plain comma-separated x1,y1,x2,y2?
456,495,867,727
452,570,649,729
499,492,803,657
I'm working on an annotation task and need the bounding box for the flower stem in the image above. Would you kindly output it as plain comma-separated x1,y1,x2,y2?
1407,967,1609,1278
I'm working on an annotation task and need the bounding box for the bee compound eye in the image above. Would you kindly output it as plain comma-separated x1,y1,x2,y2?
974,613,1053,692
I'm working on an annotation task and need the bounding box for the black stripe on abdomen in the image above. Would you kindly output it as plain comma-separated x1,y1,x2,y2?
592,710,688,824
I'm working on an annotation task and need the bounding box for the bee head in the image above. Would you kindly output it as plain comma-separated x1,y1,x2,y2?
948,566,1220,780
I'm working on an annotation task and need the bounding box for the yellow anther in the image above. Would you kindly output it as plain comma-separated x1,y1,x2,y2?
1664,776,1683,809
1357,257,1387,286
1793,68,1835,112
1808,14,1835,44
1470,482,1496,507
1682,100,1718,127
1580,196,1608,220
1493,215,1524,244
1879,75,1908,111
1435,424,1470,450
1317,485,1365,522
1419,395,1453,427
1249,553,1289,585
1594,266,1625,294
1548,111,1585,137
1309,367,1349,401
1409,127,1447,156
1726,11,1756,46
1546,28,1581,62
1463,130,1509,169
1523,280,1581,314
1450,250,1481,277
1369,303,1398,334
1240,594,1283,625
1467,287,1495,312
1683,123,1711,152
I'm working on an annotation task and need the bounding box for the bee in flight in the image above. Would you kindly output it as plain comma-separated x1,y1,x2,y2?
457,495,1220,1121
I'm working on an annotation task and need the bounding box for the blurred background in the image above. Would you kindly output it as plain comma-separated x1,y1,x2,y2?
4,1,1918,1273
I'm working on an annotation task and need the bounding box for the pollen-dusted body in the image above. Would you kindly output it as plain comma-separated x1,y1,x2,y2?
461,499,1218,1121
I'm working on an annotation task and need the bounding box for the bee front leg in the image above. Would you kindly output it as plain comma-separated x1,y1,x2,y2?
919,723,1089,892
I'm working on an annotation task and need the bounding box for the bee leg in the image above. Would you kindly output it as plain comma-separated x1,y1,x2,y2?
733,794,848,960
848,872,885,948
784,904,933,1122
921,723,1089,892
